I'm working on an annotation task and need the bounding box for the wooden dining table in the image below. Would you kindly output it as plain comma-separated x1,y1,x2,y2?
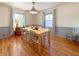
23,27,50,54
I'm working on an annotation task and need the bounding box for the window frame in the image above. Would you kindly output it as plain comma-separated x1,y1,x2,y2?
44,13,53,28
12,12,26,31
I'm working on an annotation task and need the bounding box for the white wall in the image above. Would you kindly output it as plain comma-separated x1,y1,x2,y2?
1,3,79,28
34,11,44,25
0,4,11,27
0,3,36,27
12,8,25,14
56,3,79,27
25,11,35,25
34,3,79,28
34,9,53,26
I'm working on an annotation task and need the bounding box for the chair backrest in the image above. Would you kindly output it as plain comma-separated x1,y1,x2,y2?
20,27,27,34
74,28,79,34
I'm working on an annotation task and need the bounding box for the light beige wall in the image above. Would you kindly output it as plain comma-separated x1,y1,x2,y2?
34,3,79,28
1,3,79,28
34,9,53,26
0,3,35,27
34,11,44,25
56,3,79,27
25,11,35,25
25,11,44,26
0,4,11,27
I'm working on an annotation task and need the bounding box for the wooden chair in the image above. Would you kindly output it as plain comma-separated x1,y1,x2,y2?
29,30,38,43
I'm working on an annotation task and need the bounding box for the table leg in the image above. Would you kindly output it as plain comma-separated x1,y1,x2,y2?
48,31,50,47
48,31,50,55
38,36,42,54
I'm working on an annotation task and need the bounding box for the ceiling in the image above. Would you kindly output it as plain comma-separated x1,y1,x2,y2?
2,2,67,11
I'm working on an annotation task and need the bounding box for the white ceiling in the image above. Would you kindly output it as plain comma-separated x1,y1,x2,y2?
2,2,66,11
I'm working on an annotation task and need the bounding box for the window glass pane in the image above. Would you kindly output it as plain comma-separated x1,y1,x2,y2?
45,14,53,27
13,13,25,31
45,20,52,27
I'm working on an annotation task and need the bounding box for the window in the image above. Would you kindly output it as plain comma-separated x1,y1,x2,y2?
45,14,53,27
13,13,25,31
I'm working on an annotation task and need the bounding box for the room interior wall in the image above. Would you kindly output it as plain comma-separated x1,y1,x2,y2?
0,3,35,39
1,3,79,38
25,11,36,26
0,3,11,39
34,3,79,28
34,11,44,26
56,3,79,37
56,3,79,28
0,4,11,27
34,9,53,26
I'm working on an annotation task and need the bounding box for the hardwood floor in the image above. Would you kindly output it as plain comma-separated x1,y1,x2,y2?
0,35,79,56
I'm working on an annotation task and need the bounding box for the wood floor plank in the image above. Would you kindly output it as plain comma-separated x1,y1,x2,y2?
0,35,79,56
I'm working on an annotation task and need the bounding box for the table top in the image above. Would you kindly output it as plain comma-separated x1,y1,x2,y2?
23,27,50,35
